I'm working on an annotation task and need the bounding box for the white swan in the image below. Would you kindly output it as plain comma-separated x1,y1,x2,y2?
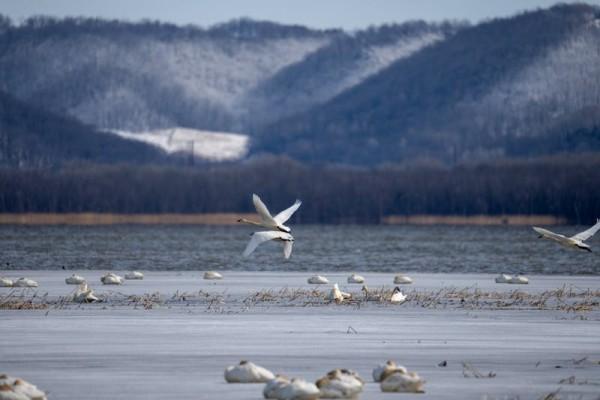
224,360,275,383
65,274,86,285
264,375,291,399
0,374,47,400
316,368,364,398
533,219,600,252
100,273,124,285
347,273,364,284
393,274,413,284
328,283,351,303
0,277,13,287
272,378,320,400
495,274,529,284
73,283,100,303
204,271,223,280
307,275,329,284
243,231,294,259
380,368,425,393
124,271,144,280
13,278,38,288
372,361,406,382
238,194,301,233
390,287,407,304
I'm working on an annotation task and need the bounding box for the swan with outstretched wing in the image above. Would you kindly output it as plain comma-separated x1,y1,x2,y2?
243,231,294,259
533,218,600,252
238,194,301,233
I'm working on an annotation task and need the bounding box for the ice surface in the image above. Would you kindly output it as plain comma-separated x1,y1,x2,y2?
1,271,600,399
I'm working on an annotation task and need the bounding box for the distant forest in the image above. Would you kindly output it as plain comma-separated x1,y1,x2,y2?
1,156,598,224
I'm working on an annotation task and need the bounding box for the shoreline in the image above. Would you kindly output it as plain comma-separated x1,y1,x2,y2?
0,212,567,225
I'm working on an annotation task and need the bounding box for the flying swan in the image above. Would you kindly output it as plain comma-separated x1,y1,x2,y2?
243,231,294,259
533,218,600,252
238,194,301,233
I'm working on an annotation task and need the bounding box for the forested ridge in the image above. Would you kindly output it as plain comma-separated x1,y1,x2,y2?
1,156,599,224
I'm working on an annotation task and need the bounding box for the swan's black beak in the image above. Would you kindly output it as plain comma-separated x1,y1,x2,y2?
538,235,543,239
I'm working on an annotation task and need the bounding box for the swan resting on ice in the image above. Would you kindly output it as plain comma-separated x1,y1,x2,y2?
238,194,301,233
72,283,100,303
0,374,47,400
495,274,529,284
224,360,275,383
243,231,294,259
390,287,407,303
124,271,144,280
393,274,413,284
347,274,364,284
263,376,320,400
307,275,329,284
100,273,124,285
65,274,86,284
379,366,425,393
315,368,364,398
13,278,38,288
204,271,223,280
533,219,600,252
373,360,406,382
328,283,351,303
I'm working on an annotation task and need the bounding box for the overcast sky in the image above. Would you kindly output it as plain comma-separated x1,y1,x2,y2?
2,0,599,30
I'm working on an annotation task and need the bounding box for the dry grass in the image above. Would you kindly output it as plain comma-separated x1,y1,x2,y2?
382,214,567,225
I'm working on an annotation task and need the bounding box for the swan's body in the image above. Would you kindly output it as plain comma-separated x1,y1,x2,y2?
533,219,600,252
238,194,301,233
347,274,364,284
328,283,351,303
224,360,275,383
100,273,123,285
204,271,223,280
0,374,47,400
124,271,144,280
372,361,406,382
264,375,291,399
307,275,329,284
243,231,294,259
73,283,100,303
495,274,529,284
65,274,86,285
13,278,38,288
315,369,364,399
393,274,413,284
380,368,425,393
390,287,407,304
273,378,320,400
0,277,13,287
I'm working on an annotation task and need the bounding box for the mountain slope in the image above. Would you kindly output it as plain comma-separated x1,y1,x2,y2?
0,17,336,132
240,21,460,127
0,91,165,167
255,4,600,165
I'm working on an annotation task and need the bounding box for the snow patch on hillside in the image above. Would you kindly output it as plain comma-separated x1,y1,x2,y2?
112,128,249,162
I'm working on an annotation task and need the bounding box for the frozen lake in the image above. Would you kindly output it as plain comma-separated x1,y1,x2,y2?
1,271,600,399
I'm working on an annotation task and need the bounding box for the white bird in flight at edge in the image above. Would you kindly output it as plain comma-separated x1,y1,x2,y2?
533,218,600,252
243,231,294,259
238,194,302,233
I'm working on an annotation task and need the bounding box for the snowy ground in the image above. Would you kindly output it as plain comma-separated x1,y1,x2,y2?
111,127,249,161
1,271,600,399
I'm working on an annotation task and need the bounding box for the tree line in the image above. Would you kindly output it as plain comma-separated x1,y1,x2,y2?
0,155,598,224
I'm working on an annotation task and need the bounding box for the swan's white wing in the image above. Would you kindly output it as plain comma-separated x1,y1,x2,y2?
243,231,282,257
533,227,568,242
571,218,600,242
253,194,277,224
274,199,302,225
283,240,293,259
